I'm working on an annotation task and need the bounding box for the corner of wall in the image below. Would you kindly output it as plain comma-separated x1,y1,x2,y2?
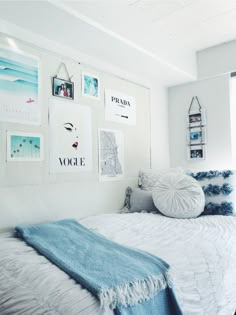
150,82,170,169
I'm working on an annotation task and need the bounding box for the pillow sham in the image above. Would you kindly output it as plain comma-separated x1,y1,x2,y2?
139,167,184,191
123,187,159,213
152,173,205,219
189,170,235,216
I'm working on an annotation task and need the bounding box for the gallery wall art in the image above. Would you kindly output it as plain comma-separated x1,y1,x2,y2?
0,46,40,125
7,131,43,161
82,72,100,99
98,128,124,181
52,77,74,100
49,100,92,173
52,62,74,100
105,89,136,125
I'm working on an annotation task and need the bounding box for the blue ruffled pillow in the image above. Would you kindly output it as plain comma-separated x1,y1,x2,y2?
189,170,235,216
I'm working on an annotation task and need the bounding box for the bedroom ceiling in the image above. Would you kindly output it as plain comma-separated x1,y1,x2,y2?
0,0,236,86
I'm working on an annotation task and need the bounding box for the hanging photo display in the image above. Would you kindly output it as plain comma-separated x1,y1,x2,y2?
188,126,206,145
49,100,92,173
52,77,74,100
188,145,206,160
105,89,136,125
52,62,74,100
82,71,100,99
188,109,206,128
187,97,207,160
0,45,40,125
98,128,124,181
7,131,43,162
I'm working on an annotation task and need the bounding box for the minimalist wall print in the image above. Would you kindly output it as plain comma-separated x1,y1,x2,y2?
52,77,74,100
188,145,206,160
105,89,136,125
7,131,43,161
0,45,40,124
82,72,100,99
98,129,124,181
49,100,92,173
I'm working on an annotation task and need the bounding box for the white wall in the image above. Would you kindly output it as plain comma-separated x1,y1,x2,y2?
169,39,236,171
230,76,236,167
0,35,150,230
197,40,236,79
150,83,169,169
0,19,170,169
0,22,170,231
168,74,233,170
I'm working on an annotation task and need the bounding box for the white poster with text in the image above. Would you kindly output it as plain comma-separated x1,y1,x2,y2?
49,100,92,173
105,89,136,125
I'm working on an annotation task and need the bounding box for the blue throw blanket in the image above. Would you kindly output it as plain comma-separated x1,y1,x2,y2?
15,219,182,315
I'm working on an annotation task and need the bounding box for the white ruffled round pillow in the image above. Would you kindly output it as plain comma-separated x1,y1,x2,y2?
152,172,205,219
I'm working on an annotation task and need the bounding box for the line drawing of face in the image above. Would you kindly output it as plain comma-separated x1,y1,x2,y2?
63,122,79,150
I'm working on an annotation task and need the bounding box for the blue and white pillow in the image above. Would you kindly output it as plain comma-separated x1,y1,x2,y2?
189,170,235,216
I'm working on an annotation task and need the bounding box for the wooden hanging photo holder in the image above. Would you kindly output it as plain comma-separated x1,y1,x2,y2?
187,96,207,160
188,96,206,135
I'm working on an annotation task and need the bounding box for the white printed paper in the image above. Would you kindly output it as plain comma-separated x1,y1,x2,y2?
105,89,136,125
98,129,124,181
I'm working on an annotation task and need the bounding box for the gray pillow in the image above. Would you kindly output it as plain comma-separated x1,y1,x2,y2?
124,187,159,213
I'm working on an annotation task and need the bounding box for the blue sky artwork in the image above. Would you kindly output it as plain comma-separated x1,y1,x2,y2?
0,47,38,107
10,135,41,160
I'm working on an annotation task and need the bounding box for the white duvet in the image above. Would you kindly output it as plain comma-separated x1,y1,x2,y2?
0,212,236,315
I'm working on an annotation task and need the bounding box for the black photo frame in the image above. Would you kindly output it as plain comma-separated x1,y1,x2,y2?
52,77,74,100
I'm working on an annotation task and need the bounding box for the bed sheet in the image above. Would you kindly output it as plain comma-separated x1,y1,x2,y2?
1,213,236,315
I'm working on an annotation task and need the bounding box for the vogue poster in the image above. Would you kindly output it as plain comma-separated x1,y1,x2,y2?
49,100,92,173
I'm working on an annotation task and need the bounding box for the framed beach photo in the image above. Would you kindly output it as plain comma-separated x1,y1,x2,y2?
7,131,43,162
187,145,206,160
0,45,41,125
52,77,74,100
82,72,100,99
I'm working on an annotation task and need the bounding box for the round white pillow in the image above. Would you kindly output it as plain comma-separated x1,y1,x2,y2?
152,172,205,219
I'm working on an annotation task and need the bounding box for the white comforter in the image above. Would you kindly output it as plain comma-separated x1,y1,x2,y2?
1,213,236,315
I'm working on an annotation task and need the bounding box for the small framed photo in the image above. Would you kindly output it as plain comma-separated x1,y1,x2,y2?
188,127,206,144
188,109,206,128
82,72,100,99
52,77,74,100
7,131,43,162
188,145,206,160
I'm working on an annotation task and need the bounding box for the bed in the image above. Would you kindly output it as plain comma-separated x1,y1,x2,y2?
0,212,236,315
